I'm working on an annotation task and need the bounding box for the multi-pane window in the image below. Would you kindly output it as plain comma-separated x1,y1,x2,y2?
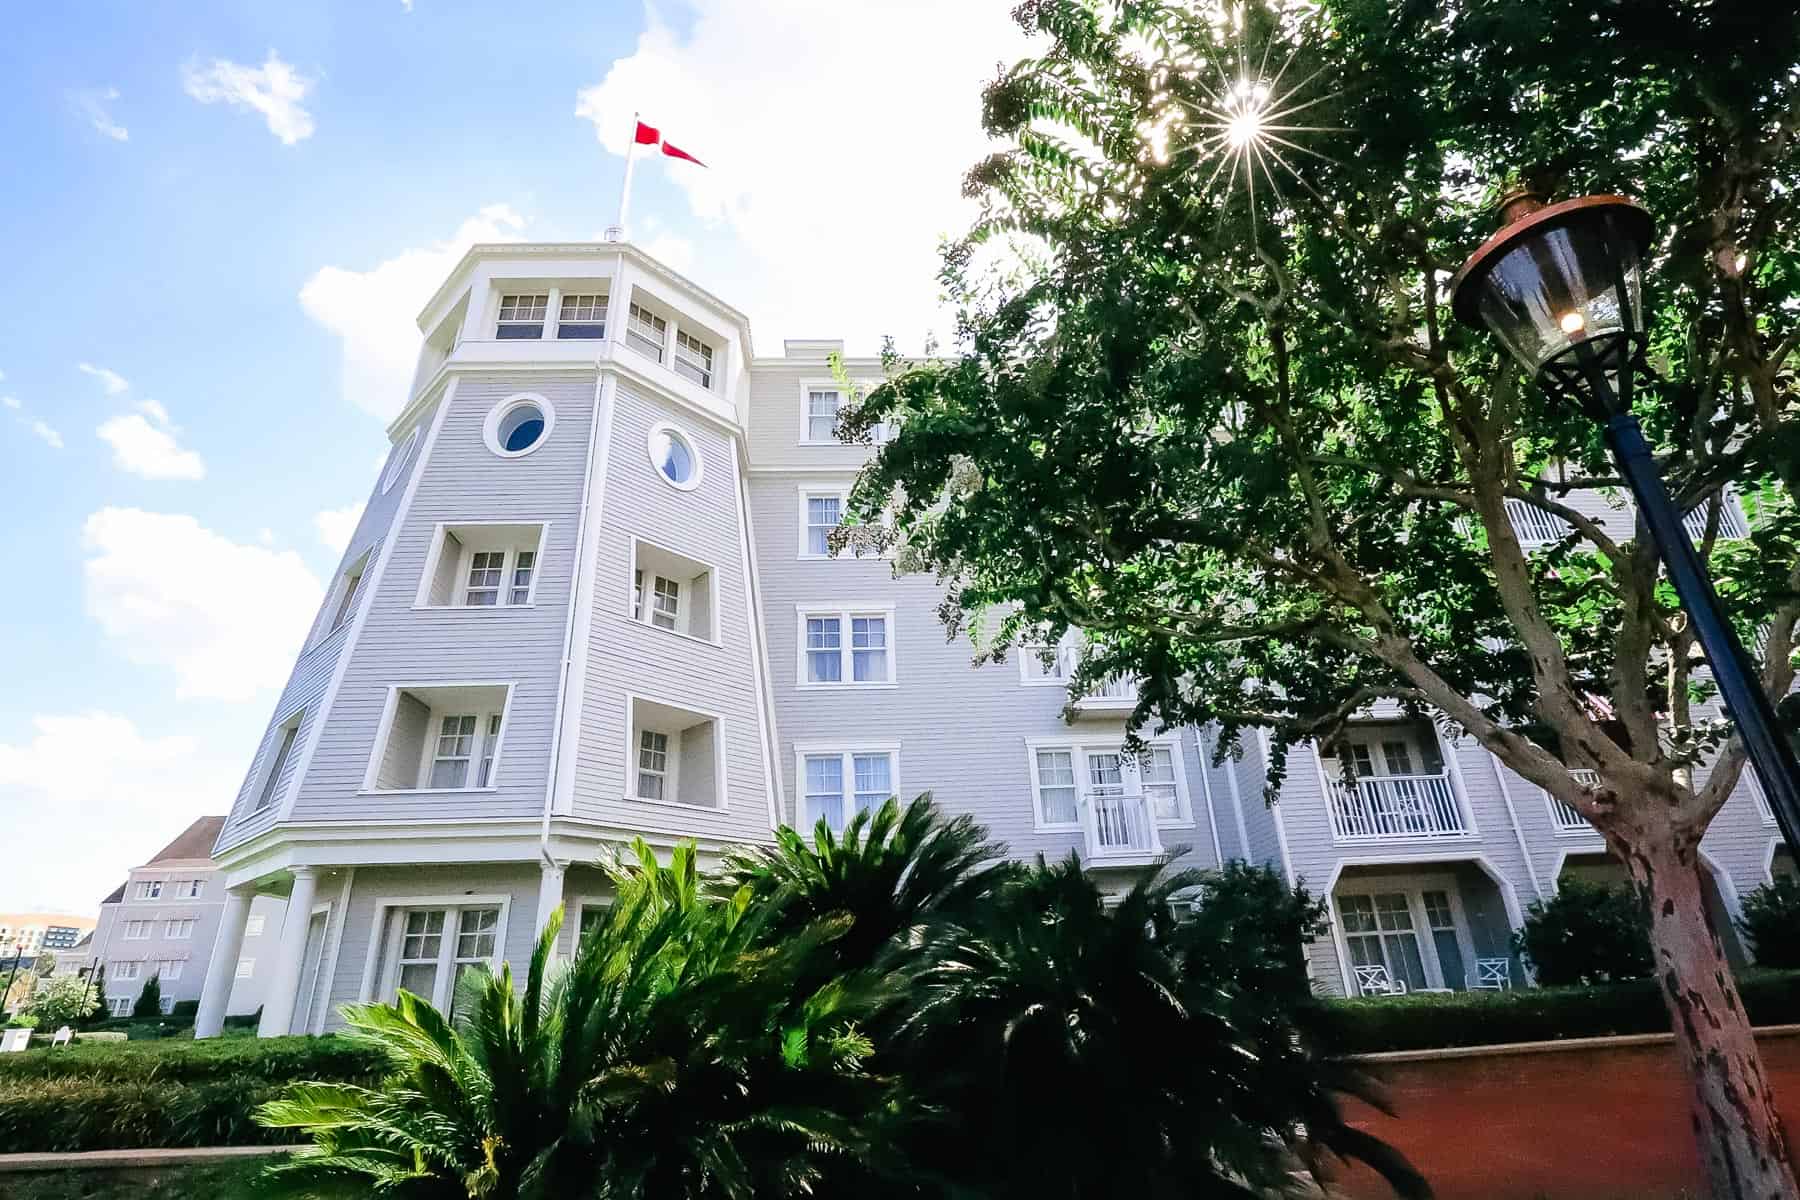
466,551,505,606
636,731,669,801
164,919,195,940
651,575,680,630
246,915,266,937
1421,890,1467,990
181,880,203,899
801,609,893,685
804,494,842,557
1033,749,1079,825
430,715,479,789
256,722,300,812
477,714,503,788
557,293,608,339
396,909,445,998
112,961,141,980
673,330,714,388
805,616,842,682
136,881,164,900
626,303,667,360
805,390,842,442
235,958,255,979
451,908,500,1011
1141,747,1181,822
577,904,609,951
329,559,366,632
801,749,897,832
1019,641,1077,683
157,960,185,981
510,551,535,605
122,920,151,941
1339,893,1428,993
496,294,548,339
108,996,132,1017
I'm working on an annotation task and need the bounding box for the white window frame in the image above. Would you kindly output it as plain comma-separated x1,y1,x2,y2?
156,959,185,981
356,893,512,1012
625,301,669,362
793,742,902,833
482,393,555,460
1017,638,1079,686
112,960,142,980
795,603,896,688
797,486,849,559
1022,736,1195,832
379,425,421,496
360,681,517,795
163,919,196,941
122,920,151,941
323,550,371,638
107,996,132,1017
251,708,305,814
245,915,267,938
413,522,549,610
673,329,715,389
556,292,609,340
646,422,704,492
627,537,721,645
622,692,728,810
494,292,549,340
1334,875,1479,995
135,881,164,901
799,382,846,445
235,958,255,980
180,880,204,900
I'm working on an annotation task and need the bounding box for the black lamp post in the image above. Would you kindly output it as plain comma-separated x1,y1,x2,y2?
1449,189,1800,859
0,944,23,1015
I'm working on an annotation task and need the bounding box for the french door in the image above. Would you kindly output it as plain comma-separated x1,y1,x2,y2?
1337,881,1475,994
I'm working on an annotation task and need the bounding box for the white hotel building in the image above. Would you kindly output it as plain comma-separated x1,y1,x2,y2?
193,242,1788,1036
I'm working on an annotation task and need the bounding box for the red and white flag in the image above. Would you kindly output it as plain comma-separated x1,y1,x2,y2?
633,119,706,167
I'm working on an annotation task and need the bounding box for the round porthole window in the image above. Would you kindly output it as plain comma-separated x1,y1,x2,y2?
379,426,420,494
484,394,555,458
647,423,702,490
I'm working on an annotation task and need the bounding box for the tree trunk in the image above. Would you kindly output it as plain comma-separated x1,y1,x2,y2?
1621,832,1799,1198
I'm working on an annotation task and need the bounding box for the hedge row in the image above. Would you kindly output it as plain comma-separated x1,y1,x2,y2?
1316,969,1800,1053
0,1033,385,1084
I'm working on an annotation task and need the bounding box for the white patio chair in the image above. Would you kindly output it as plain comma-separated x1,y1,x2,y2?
1473,958,1511,990
50,1025,73,1047
1352,963,1406,996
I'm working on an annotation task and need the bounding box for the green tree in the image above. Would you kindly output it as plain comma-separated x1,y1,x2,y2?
845,1,1800,1191
1181,859,1329,1003
257,841,885,1199
1737,874,1800,969
24,976,100,1027
131,972,163,1020
1514,879,1655,986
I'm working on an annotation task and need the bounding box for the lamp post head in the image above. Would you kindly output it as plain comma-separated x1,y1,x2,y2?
1449,190,1655,421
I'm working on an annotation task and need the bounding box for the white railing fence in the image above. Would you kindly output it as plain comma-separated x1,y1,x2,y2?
1328,774,1468,839
1084,791,1162,860
1547,768,1600,833
1682,494,1749,542
1079,675,1138,703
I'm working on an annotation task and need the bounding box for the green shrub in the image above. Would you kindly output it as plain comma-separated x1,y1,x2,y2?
171,998,200,1020
1512,878,1654,986
1318,969,1800,1053
1739,876,1800,969
0,1035,388,1153
131,973,164,1020
1182,859,1328,1002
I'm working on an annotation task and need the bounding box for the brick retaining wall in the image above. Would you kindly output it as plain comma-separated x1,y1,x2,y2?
1337,1026,1800,1199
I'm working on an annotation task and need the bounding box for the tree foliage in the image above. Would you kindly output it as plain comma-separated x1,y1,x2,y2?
25,976,100,1028
132,972,163,1020
1738,874,1800,970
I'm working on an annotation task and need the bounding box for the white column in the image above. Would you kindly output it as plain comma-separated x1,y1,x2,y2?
535,861,567,940
258,867,319,1038
194,887,254,1039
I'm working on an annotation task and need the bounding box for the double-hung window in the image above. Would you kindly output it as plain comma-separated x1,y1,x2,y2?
673,330,714,388
369,684,511,793
630,541,715,641
384,904,503,1013
255,720,301,813
136,881,163,900
1028,740,1191,829
181,880,204,899
112,961,141,980
164,919,195,940
157,960,184,981
420,525,543,608
801,492,844,558
636,730,670,801
122,920,151,941
496,294,548,339
798,747,899,833
799,607,893,685
466,552,505,606
804,389,843,443
1032,749,1079,825
557,293,607,339
626,303,667,360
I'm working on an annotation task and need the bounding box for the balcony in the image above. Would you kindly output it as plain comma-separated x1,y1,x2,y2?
1327,774,1469,840
1073,674,1138,716
1547,769,1601,834
1082,791,1163,864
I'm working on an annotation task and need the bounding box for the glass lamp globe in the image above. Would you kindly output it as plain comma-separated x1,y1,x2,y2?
1449,192,1655,420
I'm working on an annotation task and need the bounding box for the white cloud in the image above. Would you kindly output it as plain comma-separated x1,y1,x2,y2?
29,420,64,449
97,402,205,480
82,508,322,701
0,712,246,912
78,362,129,394
74,87,129,141
1,396,18,410
574,2,1029,354
182,52,316,146
314,501,366,554
300,203,526,419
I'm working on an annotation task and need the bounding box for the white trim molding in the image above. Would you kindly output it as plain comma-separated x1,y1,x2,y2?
792,741,902,833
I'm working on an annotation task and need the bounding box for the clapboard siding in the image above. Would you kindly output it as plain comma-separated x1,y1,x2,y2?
289,373,594,825
568,384,773,845
744,359,887,473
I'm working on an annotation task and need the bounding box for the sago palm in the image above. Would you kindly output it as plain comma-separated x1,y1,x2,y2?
256,840,886,1199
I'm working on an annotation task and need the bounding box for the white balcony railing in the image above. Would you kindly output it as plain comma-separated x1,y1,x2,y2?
1327,773,1469,840
1547,769,1600,834
1074,674,1138,713
1082,791,1163,862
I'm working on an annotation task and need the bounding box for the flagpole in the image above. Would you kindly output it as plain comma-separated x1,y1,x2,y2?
605,111,639,243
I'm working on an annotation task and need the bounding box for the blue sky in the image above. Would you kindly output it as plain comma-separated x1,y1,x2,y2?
0,0,1023,913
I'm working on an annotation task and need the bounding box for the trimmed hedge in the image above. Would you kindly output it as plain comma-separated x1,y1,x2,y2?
1318,969,1800,1054
0,1036,386,1152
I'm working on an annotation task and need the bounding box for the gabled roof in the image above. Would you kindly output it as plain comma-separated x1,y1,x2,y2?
145,815,227,865
100,884,125,907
